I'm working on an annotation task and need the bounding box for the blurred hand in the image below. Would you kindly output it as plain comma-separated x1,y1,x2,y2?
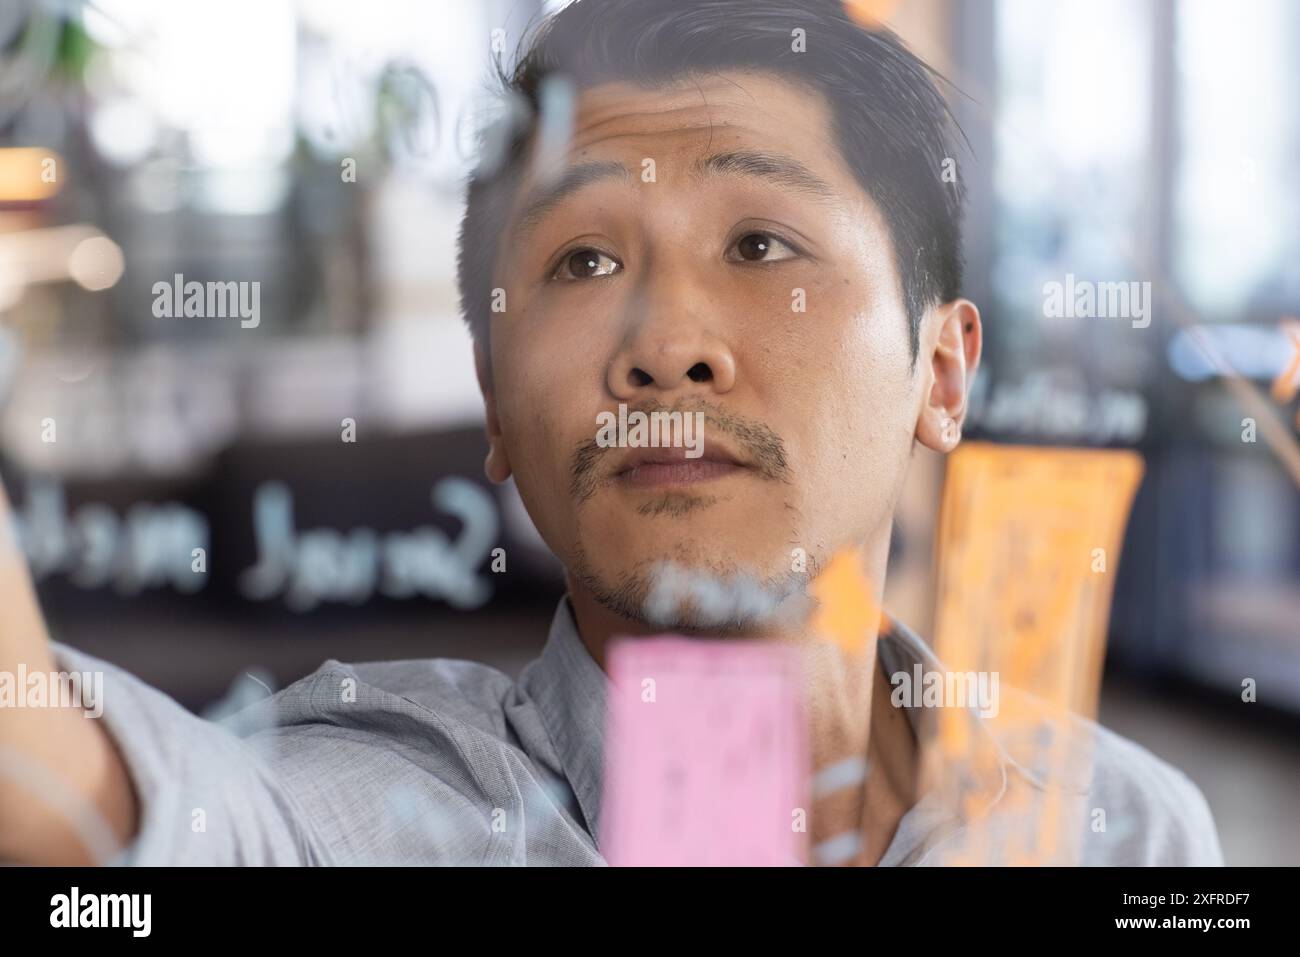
0,477,137,864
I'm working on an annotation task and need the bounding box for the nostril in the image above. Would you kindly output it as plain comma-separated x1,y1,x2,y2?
687,362,712,383
628,367,653,387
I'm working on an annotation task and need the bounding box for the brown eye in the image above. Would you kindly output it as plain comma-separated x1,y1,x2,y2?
730,231,798,263
553,248,621,281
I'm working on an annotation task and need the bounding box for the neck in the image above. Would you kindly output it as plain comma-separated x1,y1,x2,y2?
565,584,664,671
562,540,919,864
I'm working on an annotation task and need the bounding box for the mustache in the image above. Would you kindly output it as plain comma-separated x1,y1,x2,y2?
569,398,791,503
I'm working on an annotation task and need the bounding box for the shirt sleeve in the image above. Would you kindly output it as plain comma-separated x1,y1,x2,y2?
1083,725,1227,866
1140,763,1226,866
48,641,334,866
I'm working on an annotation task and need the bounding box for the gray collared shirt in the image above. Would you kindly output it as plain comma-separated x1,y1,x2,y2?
50,598,1223,865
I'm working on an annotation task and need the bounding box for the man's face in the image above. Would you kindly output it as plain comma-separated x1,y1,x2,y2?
484,70,930,631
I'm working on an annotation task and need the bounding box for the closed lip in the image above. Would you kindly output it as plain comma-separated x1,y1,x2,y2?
611,442,747,478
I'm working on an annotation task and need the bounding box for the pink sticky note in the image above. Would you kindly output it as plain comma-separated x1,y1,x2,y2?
601,636,809,866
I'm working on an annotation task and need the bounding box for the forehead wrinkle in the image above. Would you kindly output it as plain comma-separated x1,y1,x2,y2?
505,119,715,248
572,105,719,142
507,80,846,251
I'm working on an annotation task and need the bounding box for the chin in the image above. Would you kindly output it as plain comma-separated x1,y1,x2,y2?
641,557,811,632
573,537,812,636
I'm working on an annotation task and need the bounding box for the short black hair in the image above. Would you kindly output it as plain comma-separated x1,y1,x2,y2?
456,0,968,365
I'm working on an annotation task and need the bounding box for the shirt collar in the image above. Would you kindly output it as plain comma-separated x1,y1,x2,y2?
873,614,1010,864
521,597,610,843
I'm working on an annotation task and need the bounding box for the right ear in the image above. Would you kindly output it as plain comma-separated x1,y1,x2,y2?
475,338,512,484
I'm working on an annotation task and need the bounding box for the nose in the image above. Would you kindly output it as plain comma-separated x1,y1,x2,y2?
605,262,737,402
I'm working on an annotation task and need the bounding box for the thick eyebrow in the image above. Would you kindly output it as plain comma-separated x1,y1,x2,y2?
512,160,631,241
693,149,839,202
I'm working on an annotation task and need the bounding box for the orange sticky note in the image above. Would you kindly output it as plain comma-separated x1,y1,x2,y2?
842,0,900,30
922,442,1144,865
932,442,1144,717
808,549,881,656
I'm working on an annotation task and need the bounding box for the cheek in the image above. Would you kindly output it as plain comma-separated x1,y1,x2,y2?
775,280,917,524
491,312,602,503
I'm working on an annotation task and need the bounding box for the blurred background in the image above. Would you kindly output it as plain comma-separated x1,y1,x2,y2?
0,0,1296,864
